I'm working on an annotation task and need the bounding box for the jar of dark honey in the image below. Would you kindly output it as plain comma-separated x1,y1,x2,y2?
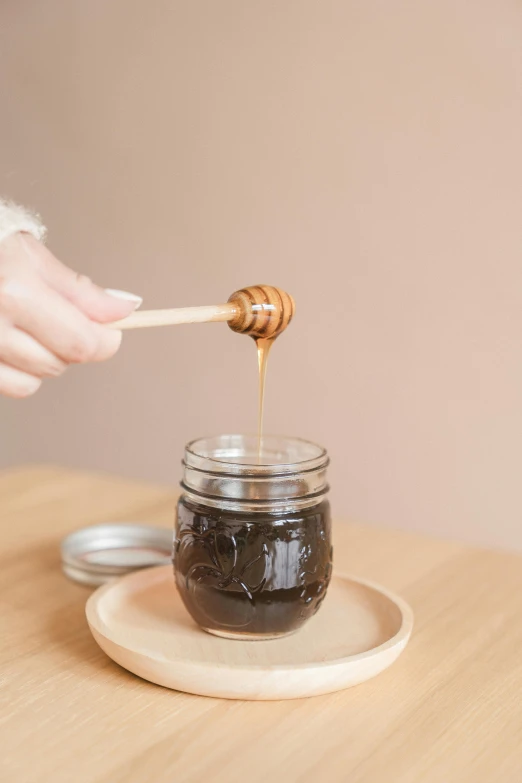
173,435,332,640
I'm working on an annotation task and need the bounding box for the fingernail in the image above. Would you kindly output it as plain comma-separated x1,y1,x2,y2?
105,289,143,310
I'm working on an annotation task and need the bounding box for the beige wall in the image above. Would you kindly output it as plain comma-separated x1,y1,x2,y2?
1,1,522,549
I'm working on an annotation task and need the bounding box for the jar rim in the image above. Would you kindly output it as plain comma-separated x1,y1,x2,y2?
184,434,328,477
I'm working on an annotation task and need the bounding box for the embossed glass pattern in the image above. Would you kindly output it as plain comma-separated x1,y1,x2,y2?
174,435,332,640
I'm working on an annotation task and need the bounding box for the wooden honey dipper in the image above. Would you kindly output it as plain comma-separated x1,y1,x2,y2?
110,284,295,339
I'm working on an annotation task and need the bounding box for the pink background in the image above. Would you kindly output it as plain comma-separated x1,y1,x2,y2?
1,1,521,549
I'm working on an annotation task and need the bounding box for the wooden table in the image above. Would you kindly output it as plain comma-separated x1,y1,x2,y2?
2,466,522,783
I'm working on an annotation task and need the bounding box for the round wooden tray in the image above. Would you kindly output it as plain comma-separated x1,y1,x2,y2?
86,565,413,700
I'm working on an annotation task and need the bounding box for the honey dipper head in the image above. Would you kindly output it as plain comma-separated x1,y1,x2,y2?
227,285,295,339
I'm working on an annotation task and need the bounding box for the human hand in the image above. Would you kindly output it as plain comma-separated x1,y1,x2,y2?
0,232,142,398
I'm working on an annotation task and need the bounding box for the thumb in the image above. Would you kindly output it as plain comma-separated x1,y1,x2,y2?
35,242,142,322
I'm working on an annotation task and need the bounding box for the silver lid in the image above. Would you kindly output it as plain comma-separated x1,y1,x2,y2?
61,523,173,587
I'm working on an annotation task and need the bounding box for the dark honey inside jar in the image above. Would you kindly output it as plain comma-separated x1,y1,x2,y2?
173,435,332,640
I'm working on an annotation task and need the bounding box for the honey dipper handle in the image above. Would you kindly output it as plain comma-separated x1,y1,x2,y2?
109,303,237,330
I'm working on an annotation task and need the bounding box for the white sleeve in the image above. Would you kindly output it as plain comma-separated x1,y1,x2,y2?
0,199,47,246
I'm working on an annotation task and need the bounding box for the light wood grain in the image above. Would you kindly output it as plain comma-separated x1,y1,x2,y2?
86,569,412,699
1,466,522,782
109,303,236,330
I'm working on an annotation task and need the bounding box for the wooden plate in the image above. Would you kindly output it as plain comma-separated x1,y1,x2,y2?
86,565,413,700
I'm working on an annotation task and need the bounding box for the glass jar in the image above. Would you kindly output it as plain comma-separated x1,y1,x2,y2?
173,435,332,640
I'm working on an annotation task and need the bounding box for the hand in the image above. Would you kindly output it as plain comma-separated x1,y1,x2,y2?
0,232,142,398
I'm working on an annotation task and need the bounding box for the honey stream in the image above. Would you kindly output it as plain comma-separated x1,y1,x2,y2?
255,337,274,461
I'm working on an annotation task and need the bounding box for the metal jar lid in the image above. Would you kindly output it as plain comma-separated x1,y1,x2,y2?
61,523,173,587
